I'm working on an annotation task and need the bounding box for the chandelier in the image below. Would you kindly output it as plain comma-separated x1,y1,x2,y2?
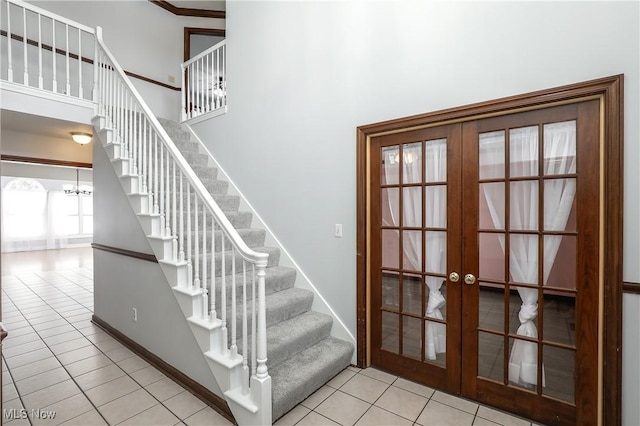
63,168,92,196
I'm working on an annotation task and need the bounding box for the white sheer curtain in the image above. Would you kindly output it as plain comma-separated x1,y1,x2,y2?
383,141,448,360
482,121,576,386
424,140,447,360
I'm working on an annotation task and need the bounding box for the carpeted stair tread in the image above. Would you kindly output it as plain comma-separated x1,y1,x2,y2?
213,266,296,300
264,311,333,369
271,337,354,421
188,228,265,251
224,288,313,331
226,211,253,229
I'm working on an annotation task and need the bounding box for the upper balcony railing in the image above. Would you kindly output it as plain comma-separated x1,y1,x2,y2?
181,40,226,122
0,0,95,101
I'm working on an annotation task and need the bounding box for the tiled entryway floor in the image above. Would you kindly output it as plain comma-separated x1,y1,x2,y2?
2,248,540,425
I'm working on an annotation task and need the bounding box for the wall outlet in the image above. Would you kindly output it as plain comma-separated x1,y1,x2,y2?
334,224,343,238
133,308,138,322
168,75,176,83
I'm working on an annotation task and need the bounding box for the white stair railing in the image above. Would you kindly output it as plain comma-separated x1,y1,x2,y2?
0,0,94,100
181,40,226,121
94,26,271,422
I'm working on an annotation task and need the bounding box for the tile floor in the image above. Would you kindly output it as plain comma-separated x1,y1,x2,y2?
1,248,540,425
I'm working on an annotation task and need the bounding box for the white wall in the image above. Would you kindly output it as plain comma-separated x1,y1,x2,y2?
190,1,640,423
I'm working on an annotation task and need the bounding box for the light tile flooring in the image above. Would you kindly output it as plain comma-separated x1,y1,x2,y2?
2,248,539,425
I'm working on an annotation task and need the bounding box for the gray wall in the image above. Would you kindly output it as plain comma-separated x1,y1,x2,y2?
189,1,640,423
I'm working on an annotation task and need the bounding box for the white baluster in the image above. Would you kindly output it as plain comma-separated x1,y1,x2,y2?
65,24,70,95
186,185,192,288
37,14,43,88
221,236,227,354
77,27,83,98
165,150,171,237
200,56,205,114
251,264,256,377
194,197,200,290
210,218,216,321
154,133,159,215
231,247,237,357
215,48,220,109
143,119,149,195
172,161,177,261
242,260,249,395
256,265,268,380
159,144,165,234
202,208,208,320
92,28,99,109
22,7,28,85
181,63,187,121
51,19,56,92
6,1,13,82
178,172,184,261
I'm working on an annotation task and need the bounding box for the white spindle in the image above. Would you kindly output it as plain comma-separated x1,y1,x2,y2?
242,260,249,395
215,48,220,109
221,236,227,355
143,119,149,195
202,208,208,320
194,197,200,290
251,264,257,377
77,27,83,98
256,266,268,380
187,185,192,288
181,64,187,121
165,150,171,237
51,19,56,91
7,1,13,82
210,218,216,320
179,172,184,261
38,14,43,88
154,133,159,214
231,247,237,356
200,56,205,115
22,7,27,84
65,24,70,95
159,144,165,233
172,161,177,260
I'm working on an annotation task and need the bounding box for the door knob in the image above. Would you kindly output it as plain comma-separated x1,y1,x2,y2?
464,274,476,285
449,272,460,283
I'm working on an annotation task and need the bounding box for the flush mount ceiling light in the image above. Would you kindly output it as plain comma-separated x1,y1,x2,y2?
70,132,92,145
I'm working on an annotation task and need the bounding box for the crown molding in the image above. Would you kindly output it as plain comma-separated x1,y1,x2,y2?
149,0,225,19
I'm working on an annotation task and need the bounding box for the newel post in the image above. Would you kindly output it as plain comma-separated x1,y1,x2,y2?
253,260,272,425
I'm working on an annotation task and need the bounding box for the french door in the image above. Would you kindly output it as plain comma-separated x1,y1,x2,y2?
370,100,600,425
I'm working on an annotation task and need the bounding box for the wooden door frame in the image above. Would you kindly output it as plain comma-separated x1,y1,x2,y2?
356,75,623,425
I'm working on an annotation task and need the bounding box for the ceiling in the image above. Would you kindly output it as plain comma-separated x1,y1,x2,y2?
1,110,92,141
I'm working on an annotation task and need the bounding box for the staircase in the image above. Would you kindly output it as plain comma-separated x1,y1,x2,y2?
93,88,353,422
2,0,354,423
154,118,354,420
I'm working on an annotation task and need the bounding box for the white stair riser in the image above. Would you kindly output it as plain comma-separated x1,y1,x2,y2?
157,260,188,290
120,175,140,194
188,321,222,353
105,142,121,158
206,354,244,392
149,237,174,262
128,193,149,215
138,214,161,236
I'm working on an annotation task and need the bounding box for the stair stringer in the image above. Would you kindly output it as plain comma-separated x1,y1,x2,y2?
183,123,357,361
93,115,272,426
